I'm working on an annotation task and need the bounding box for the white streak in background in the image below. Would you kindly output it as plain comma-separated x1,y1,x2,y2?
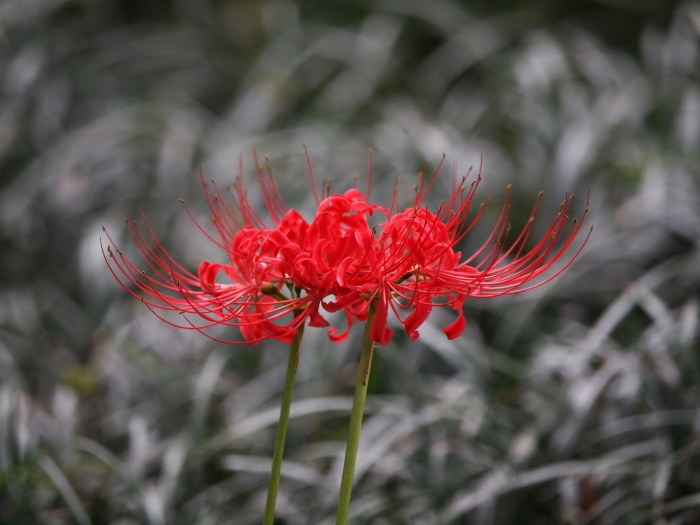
52,387,78,452
5,43,44,96
39,455,94,525
639,288,680,387
163,436,187,481
155,110,204,197
128,415,150,479
666,7,699,74
0,290,39,336
191,350,229,433
679,298,699,349
316,14,402,120
551,115,597,188
674,86,700,153
0,343,19,384
158,436,188,510
514,34,568,90
143,483,167,525
80,219,124,298
222,454,321,485
228,397,358,442
0,387,33,464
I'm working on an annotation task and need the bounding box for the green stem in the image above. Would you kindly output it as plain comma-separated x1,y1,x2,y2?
262,322,305,525
335,303,376,525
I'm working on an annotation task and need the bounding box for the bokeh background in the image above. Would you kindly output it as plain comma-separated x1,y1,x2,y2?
2,0,700,523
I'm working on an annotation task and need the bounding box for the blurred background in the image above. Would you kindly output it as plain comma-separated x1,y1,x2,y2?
1,0,700,523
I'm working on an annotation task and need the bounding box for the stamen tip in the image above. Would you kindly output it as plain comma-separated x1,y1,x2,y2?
367,148,374,155
506,184,512,190
538,191,544,197
179,199,185,203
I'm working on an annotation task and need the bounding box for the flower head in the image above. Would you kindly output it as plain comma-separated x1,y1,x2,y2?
275,154,591,345
103,153,320,344
104,150,591,346
359,167,591,344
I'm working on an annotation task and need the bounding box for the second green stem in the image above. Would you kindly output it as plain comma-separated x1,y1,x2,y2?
262,322,305,525
335,303,376,525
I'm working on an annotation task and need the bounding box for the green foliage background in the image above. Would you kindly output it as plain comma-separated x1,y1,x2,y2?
1,0,699,523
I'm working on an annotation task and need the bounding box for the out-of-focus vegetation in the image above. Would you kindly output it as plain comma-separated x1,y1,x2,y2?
1,0,700,523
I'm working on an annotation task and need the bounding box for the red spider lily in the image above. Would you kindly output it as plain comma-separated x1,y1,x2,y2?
271,156,591,345
102,153,332,344
103,150,591,346
358,169,592,344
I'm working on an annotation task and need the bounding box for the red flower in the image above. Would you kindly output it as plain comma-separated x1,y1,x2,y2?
104,151,591,346
103,155,325,344
282,156,592,345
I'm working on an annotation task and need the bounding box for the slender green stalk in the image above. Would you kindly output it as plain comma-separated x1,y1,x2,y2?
262,322,306,525
335,303,376,525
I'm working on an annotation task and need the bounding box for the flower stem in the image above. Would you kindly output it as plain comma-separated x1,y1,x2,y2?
335,303,376,525
262,322,305,525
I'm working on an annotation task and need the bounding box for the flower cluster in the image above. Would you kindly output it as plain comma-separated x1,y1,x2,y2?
103,152,591,345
